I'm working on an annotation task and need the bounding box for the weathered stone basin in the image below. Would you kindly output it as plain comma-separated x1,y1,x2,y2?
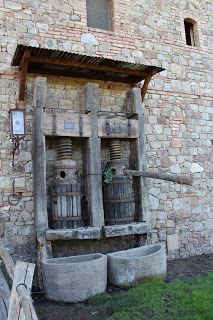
42,253,107,302
107,244,166,287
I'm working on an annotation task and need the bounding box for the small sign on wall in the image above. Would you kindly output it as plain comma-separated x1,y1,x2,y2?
64,121,75,130
10,109,25,136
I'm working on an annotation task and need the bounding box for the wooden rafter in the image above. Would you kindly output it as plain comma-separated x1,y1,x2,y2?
18,49,30,104
13,45,164,87
29,56,150,79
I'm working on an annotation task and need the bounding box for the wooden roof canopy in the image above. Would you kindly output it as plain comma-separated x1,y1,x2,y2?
12,45,164,102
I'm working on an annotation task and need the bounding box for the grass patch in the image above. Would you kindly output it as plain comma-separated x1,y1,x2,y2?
88,273,213,320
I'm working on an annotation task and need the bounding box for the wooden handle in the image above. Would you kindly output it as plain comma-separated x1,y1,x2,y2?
124,170,193,186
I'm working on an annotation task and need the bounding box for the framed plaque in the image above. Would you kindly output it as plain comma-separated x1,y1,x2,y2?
10,109,25,136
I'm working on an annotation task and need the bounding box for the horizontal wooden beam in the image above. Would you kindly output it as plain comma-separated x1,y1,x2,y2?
29,56,149,78
46,227,101,241
124,170,193,185
103,222,150,238
28,66,139,84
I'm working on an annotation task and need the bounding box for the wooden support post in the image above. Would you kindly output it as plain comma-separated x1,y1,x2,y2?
81,83,105,228
126,88,150,224
18,49,30,104
32,77,51,288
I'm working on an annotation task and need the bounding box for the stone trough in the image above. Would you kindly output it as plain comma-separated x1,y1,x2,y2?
42,253,107,302
107,244,166,287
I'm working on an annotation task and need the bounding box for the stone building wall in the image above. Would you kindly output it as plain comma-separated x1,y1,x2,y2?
0,0,212,261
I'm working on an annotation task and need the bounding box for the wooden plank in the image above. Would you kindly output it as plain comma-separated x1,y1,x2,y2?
0,262,10,320
98,118,139,138
0,245,15,281
7,261,36,320
81,83,105,228
16,285,38,320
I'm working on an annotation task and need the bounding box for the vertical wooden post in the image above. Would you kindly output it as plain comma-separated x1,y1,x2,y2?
32,77,50,288
126,88,150,224
18,49,30,104
81,83,104,228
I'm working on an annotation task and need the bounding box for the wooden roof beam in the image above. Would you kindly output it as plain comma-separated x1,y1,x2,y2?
18,49,30,106
29,56,150,79
28,66,141,84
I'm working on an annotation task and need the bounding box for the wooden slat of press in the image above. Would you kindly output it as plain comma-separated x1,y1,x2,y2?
7,261,35,320
72,184,77,229
120,182,124,221
70,184,74,229
111,184,115,223
56,185,62,229
61,185,67,229
52,186,57,229
77,183,81,228
66,184,71,229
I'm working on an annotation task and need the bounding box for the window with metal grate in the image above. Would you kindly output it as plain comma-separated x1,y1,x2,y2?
86,0,112,30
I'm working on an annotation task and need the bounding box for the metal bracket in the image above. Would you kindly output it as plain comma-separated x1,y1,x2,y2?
106,120,110,136
11,136,24,167
79,114,83,136
8,180,22,205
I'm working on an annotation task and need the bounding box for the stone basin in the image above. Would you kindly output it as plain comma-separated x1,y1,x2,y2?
42,253,107,302
107,244,166,287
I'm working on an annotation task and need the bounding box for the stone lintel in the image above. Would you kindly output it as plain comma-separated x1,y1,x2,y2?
46,227,101,241
103,222,150,238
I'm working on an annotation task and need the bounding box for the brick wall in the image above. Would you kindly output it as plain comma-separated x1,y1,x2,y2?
0,0,212,260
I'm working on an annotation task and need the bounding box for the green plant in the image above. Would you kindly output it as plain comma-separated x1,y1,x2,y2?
103,166,114,184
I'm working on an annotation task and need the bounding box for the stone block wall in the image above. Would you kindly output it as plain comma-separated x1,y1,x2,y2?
0,0,212,261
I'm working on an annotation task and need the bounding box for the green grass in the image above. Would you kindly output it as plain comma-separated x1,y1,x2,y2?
87,273,213,320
